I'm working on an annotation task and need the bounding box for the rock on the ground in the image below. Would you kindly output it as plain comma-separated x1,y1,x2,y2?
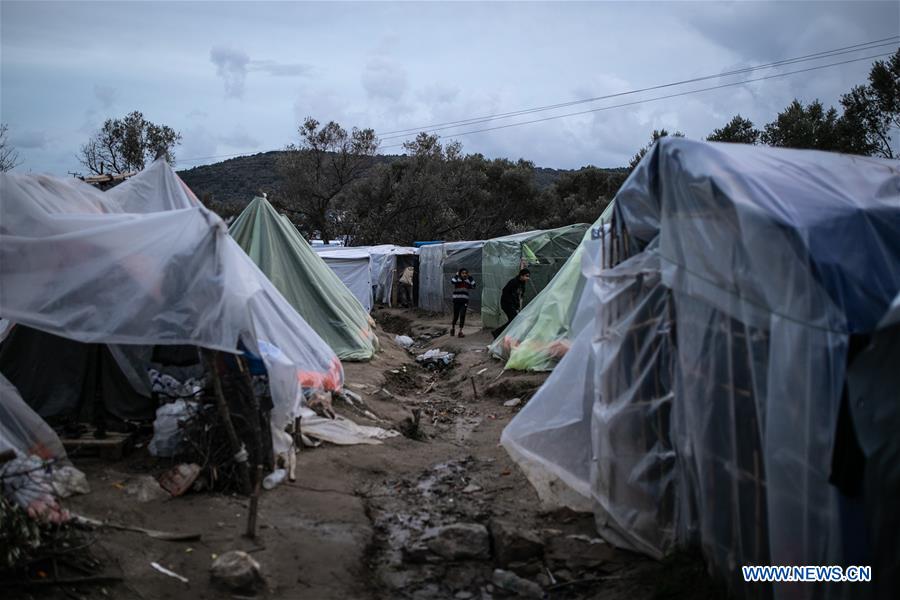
492,568,543,598
421,523,490,560
210,550,264,591
490,519,544,566
503,398,522,407
545,533,617,570
123,475,170,503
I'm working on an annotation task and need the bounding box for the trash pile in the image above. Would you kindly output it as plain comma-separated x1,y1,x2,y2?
415,349,456,370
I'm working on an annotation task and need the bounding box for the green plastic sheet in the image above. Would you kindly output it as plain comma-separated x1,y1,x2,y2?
481,224,588,330
488,206,614,371
230,197,379,361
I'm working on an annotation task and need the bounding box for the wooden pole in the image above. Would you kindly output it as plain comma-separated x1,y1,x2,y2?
245,464,264,539
202,349,252,495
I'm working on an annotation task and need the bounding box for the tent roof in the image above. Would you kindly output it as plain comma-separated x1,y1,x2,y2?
0,160,342,443
617,138,900,333
229,197,378,361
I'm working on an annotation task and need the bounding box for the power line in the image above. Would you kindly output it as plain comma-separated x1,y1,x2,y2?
379,51,895,151
377,36,900,138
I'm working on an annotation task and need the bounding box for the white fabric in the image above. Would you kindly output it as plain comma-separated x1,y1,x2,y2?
0,160,343,454
0,373,66,460
320,257,373,312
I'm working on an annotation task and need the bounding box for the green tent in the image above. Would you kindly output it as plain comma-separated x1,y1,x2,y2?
481,224,589,330
230,197,379,361
488,203,614,371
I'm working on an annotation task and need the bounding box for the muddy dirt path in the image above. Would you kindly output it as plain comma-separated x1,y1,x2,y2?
18,309,719,600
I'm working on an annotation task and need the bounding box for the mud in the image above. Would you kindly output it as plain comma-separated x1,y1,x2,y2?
10,309,721,600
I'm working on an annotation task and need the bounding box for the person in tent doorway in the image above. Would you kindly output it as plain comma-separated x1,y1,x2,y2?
450,268,476,337
492,268,530,338
398,265,415,308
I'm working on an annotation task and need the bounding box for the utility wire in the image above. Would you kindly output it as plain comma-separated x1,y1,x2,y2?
377,51,895,151
377,36,900,138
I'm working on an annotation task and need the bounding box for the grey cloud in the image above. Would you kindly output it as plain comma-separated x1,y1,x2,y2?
93,84,118,109
362,58,408,101
418,84,460,105
187,109,209,119
210,45,250,98
10,129,52,149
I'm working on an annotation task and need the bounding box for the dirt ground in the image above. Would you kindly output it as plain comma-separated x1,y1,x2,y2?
9,308,724,600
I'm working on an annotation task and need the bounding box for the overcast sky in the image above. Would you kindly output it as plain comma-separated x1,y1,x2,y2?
2,1,898,175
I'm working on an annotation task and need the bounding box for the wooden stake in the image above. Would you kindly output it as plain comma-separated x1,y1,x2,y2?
245,464,263,539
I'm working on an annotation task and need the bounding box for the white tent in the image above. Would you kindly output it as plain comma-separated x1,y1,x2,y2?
316,245,418,311
0,160,343,454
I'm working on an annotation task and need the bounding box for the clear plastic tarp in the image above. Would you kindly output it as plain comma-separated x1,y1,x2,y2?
229,197,379,361
0,373,66,461
481,224,588,329
502,138,900,599
0,160,343,454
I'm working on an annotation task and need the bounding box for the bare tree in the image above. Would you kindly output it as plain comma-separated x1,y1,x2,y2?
275,117,378,243
0,124,20,172
79,111,181,175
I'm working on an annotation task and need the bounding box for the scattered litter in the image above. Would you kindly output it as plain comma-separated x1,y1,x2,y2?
157,463,201,497
51,465,91,498
0,455,70,523
210,550,264,591
262,469,287,490
416,349,455,369
148,400,200,457
475,368,488,376
73,513,201,541
305,390,335,420
503,398,522,407
151,561,189,584
395,335,414,348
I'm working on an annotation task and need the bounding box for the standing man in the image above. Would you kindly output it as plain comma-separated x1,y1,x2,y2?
398,265,415,308
449,268,476,338
492,269,530,338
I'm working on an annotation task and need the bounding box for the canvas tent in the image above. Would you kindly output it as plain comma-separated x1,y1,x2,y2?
481,224,588,330
488,203,615,371
229,197,379,361
0,159,343,455
501,139,900,599
418,240,485,313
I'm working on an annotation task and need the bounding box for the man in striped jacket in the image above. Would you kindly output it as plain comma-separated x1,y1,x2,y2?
449,268,476,338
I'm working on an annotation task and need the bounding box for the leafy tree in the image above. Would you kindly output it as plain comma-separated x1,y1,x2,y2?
275,117,378,243
537,166,627,229
80,111,181,175
707,115,760,144
629,129,685,169
840,49,900,158
760,100,846,151
0,124,20,172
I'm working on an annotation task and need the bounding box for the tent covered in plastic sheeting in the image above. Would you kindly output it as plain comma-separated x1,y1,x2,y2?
418,240,485,313
488,211,614,371
0,159,343,456
502,138,900,599
481,224,588,329
316,245,418,310
0,373,66,461
229,197,379,361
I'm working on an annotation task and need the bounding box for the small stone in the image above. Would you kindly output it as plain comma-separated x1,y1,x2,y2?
492,569,543,598
421,523,490,560
123,475,170,503
462,484,482,494
210,550,264,592
503,398,522,407
455,592,474,599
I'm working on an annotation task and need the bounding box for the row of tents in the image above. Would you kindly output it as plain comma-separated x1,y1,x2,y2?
500,138,900,599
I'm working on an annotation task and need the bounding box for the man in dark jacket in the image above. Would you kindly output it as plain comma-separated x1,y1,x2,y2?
449,268,476,337
492,269,530,338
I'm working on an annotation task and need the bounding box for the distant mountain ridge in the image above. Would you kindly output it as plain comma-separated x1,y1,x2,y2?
177,150,623,210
